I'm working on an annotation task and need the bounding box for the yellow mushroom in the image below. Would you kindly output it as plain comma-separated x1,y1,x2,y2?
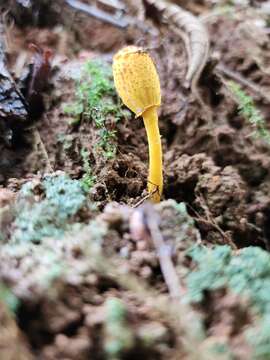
113,46,163,203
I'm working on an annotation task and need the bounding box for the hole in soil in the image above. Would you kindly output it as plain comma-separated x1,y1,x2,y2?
162,120,178,148
106,181,128,201
0,133,33,185
217,133,233,146
61,315,85,337
123,347,164,360
202,289,252,337
164,178,197,204
17,299,86,352
17,302,55,349
233,226,265,249
228,109,245,130
242,63,259,78
113,161,129,177
97,275,121,293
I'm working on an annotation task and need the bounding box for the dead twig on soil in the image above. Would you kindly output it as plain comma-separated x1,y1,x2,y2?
139,203,185,300
133,191,153,208
144,0,212,120
193,214,237,250
188,195,237,250
65,0,129,28
216,63,270,104
133,182,160,208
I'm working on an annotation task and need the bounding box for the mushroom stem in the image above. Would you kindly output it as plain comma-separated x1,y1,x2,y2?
142,107,163,203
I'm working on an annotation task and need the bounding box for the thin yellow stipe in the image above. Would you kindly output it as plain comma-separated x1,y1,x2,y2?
142,107,163,203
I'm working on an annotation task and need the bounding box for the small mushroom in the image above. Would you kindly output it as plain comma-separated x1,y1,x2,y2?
113,46,163,202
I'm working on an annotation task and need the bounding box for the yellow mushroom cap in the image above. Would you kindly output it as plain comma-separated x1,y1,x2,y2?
113,46,161,117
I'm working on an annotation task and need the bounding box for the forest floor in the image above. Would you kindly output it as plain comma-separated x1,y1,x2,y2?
1,0,270,359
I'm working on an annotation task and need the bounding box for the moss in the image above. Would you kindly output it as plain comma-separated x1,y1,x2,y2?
12,174,87,243
228,81,270,145
64,59,128,159
186,245,270,358
80,148,96,191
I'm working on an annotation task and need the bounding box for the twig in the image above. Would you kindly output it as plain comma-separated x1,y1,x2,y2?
144,0,211,120
143,203,185,300
132,176,164,208
132,192,152,208
65,0,129,28
216,63,270,103
194,215,237,250
188,198,237,250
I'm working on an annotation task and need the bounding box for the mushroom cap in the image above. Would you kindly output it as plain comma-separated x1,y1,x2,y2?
113,46,161,117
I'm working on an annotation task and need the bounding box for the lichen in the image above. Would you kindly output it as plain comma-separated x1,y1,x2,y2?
186,245,270,358
0,219,107,299
246,315,270,359
104,297,135,359
0,283,19,313
12,174,87,243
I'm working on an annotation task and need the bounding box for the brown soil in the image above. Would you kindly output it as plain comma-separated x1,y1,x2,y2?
1,0,270,359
